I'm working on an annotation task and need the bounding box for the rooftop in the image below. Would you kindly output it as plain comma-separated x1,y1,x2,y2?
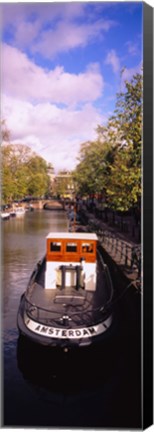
46,232,98,241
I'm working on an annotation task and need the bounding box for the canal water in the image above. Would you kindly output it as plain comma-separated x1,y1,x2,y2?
2,210,141,428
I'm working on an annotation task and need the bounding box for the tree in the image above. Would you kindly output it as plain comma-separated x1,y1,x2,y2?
103,72,142,210
73,140,115,197
1,143,52,203
26,155,50,197
1,119,10,142
74,71,142,211
106,144,141,211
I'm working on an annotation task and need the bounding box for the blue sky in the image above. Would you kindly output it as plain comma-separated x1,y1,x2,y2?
1,2,142,172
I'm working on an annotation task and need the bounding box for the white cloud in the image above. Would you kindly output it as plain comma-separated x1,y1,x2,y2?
14,20,41,48
1,3,86,29
2,43,103,105
1,41,106,171
32,19,116,59
125,41,140,57
1,4,116,58
2,95,105,172
105,49,120,74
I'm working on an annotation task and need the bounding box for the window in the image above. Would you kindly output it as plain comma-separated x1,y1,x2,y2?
50,242,61,252
82,243,94,253
66,242,77,252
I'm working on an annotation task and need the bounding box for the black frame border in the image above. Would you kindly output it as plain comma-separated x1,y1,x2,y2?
143,2,153,429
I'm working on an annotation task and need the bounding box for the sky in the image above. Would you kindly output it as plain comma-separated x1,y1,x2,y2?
1,1,143,173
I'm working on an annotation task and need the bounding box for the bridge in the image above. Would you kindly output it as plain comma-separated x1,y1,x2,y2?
13,199,65,211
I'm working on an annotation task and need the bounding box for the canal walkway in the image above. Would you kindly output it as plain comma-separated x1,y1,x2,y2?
78,204,141,289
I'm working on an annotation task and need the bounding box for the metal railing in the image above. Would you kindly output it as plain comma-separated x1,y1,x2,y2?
24,283,112,329
97,230,141,277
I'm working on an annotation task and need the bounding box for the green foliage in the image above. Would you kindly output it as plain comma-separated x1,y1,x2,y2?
26,155,50,197
73,140,115,196
73,71,142,211
106,145,141,210
1,144,52,203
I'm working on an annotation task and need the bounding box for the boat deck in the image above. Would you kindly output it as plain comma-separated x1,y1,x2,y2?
25,253,113,328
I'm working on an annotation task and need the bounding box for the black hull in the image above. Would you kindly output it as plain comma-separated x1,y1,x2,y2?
17,312,119,394
17,297,115,349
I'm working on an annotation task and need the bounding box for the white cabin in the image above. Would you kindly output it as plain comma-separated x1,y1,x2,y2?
45,232,98,292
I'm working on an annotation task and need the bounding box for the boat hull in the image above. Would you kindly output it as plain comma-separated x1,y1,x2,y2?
1,212,10,220
17,293,114,349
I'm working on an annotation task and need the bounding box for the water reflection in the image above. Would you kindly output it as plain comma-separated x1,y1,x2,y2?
17,332,119,395
3,210,68,347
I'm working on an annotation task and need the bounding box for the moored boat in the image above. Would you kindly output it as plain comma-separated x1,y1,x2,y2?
15,206,26,217
17,232,114,349
1,211,10,220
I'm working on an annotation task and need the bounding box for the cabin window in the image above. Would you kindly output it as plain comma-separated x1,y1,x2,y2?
50,242,61,252
82,242,94,253
66,242,77,252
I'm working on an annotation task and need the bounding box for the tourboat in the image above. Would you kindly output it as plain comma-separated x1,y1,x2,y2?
17,232,114,348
